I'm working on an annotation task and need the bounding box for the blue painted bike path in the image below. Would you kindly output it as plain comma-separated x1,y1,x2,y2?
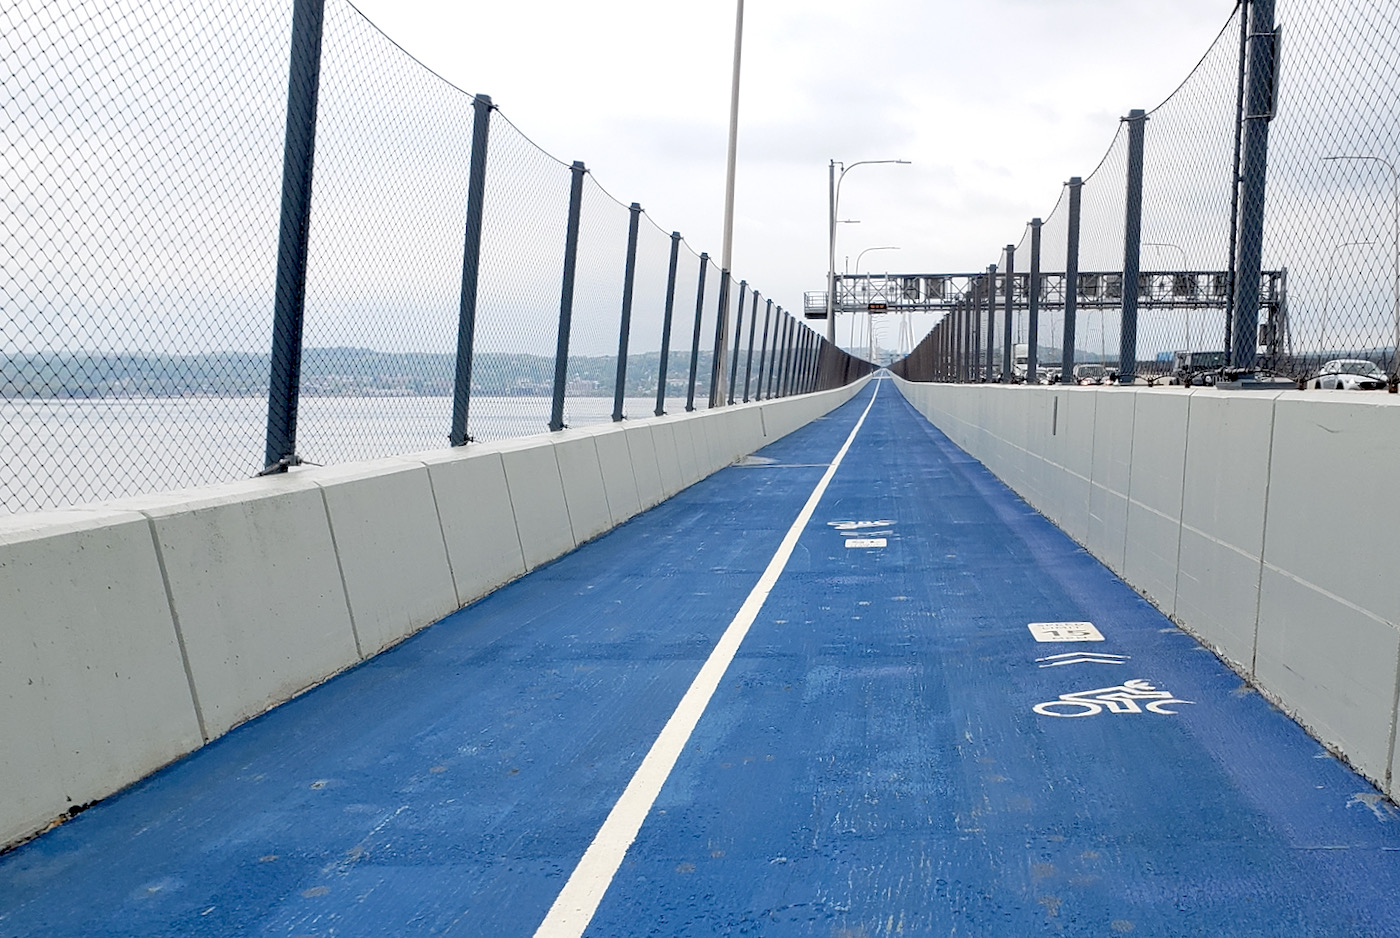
4,378,1400,936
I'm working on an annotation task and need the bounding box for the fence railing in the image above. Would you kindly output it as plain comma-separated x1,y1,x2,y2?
892,0,1400,391
2,0,871,514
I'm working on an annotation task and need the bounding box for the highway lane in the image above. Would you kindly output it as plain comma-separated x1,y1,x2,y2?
4,378,1400,936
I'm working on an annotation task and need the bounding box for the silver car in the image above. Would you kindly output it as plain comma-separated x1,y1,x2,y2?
1313,359,1388,390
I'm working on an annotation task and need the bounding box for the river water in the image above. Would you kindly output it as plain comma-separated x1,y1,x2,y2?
1,395,698,514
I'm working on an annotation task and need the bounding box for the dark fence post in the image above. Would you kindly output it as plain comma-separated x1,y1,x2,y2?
549,161,587,432
1028,218,1042,382
709,271,731,408
1002,244,1015,381
940,309,947,380
1231,0,1277,371
954,297,962,381
970,277,981,381
742,289,759,401
654,232,681,416
450,93,494,446
1224,2,1250,362
786,320,800,396
1061,177,1082,382
780,321,794,397
984,264,998,381
946,315,953,380
771,315,785,398
797,332,809,393
791,324,805,395
1119,109,1147,385
967,283,978,382
685,254,709,412
964,293,974,382
727,280,746,404
264,0,326,473
754,298,772,399
612,202,643,422
952,302,961,381
777,316,792,397
772,308,784,397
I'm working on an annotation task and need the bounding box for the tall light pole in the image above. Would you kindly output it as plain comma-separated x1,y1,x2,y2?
1323,155,1400,375
827,159,910,343
853,246,899,354
716,0,744,405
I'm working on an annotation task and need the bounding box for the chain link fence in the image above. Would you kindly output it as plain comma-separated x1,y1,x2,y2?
894,0,1400,392
3,0,871,514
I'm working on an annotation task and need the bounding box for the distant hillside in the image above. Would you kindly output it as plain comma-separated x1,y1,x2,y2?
1,348,716,399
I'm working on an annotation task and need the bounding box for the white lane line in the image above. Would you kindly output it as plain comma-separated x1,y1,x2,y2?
533,382,882,938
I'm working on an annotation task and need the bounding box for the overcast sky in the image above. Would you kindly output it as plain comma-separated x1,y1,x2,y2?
350,0,1238,321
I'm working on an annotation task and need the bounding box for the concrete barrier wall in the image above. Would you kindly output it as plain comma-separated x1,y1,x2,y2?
892,377,1400,799
0,378,868,850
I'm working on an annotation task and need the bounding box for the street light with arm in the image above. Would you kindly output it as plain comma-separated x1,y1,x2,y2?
853,246,900,353
828,159,910,343
1322,155,1399,376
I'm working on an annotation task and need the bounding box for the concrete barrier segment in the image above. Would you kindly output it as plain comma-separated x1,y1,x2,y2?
411,446,527,607
668,414,705,487
1175,390,1280,666
644,419,685,498
1121,391,1192,615
1255,392,1400,788
1085,389,1137,574
310,457,457,657
1254,566,1400,785
553,431,614,546
124,474,361,742
618,423,665,511
579,423,643,527
0,507,203,851
495,435,576,571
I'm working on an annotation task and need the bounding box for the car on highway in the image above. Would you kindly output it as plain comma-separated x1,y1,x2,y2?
1072,363,1106,385
1312,359,1387,390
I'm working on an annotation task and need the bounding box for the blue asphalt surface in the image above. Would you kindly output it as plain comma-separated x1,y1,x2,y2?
5,378,1400,937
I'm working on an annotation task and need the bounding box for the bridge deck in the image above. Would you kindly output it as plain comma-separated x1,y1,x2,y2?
4,379,1400,936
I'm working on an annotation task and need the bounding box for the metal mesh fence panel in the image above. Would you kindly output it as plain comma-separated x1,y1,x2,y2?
737,290,763,401
560,174,630,427
661,243,704,414
466,114,569,441
1072,125,1130,371
3,0,290,512
1032,189,1068,377
691,255,720,408
1135,5,1243,381
1,0,906,514
900,0,1400,390
1263,0,1400,381
296,0,472,463
623,215,676,419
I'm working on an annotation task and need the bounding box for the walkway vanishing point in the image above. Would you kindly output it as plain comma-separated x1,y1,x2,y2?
3,378,1400,937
